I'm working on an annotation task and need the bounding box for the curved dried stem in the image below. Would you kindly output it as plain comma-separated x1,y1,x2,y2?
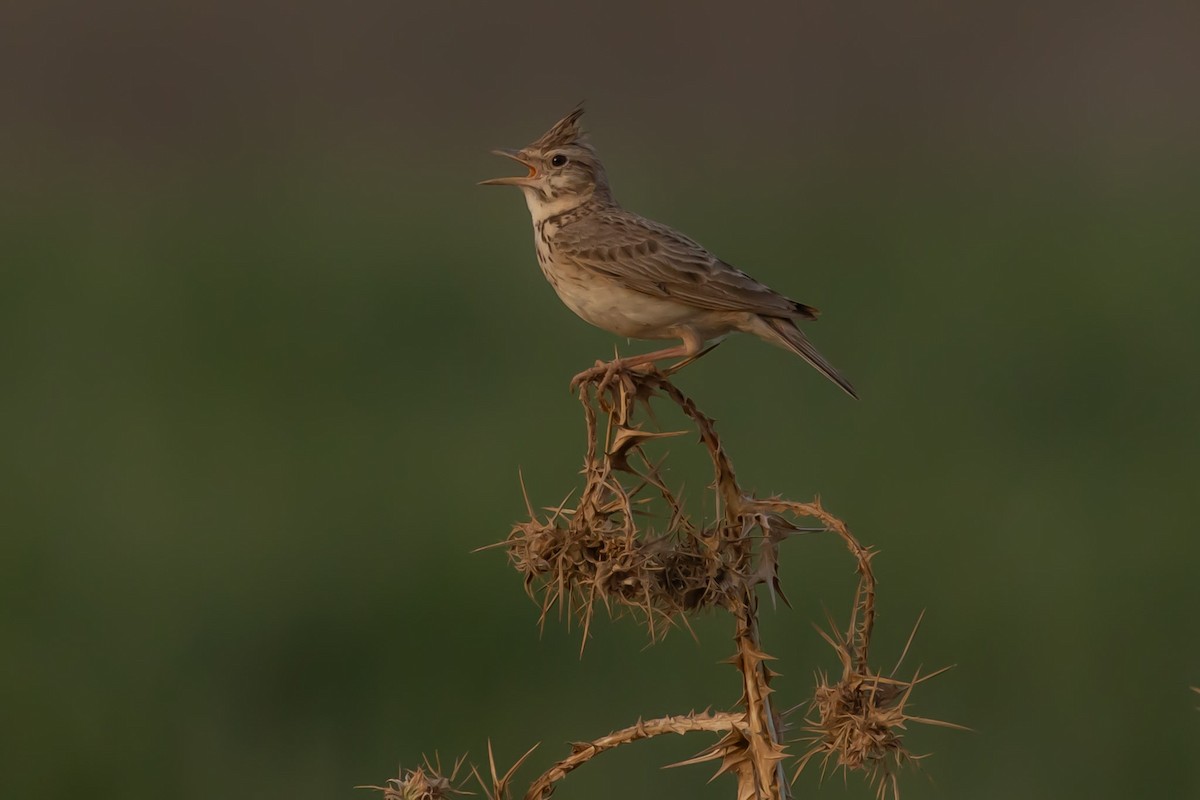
524,711,746,800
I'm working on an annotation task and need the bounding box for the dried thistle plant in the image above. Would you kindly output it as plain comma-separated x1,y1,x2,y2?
358,754,470,800
370,363,957,800
794,608,966,800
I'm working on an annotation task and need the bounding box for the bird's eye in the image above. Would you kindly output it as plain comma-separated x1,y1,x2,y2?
550,154,568,167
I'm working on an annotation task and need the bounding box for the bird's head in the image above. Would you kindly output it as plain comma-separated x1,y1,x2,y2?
479,107,612,219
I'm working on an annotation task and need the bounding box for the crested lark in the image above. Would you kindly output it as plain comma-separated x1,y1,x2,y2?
479,108,857,398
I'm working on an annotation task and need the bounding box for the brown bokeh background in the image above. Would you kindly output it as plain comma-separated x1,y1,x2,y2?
3,2,1198,799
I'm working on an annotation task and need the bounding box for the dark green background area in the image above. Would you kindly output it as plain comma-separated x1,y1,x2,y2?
2,3,1199,799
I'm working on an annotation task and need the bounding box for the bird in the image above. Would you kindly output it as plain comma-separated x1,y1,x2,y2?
478,107,858,398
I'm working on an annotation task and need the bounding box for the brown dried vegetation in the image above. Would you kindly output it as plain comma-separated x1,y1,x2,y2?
358,755,469,800
370,364,956,800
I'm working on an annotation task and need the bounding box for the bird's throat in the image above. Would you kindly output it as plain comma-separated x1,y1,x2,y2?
522,187,594,225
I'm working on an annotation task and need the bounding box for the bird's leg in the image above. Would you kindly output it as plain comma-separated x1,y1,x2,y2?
661,340,723,377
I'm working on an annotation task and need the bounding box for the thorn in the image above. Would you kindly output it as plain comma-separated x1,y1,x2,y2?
518,467,534,518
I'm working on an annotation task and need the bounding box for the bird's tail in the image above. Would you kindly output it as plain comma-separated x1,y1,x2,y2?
756,316,859,399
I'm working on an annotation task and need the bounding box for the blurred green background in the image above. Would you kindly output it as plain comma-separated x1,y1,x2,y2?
3,2,1199,798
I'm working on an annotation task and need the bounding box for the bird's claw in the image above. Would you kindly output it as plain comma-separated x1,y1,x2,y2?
570,359,622,394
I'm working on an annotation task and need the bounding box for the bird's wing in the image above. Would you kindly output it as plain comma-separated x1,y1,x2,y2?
553,211,818,320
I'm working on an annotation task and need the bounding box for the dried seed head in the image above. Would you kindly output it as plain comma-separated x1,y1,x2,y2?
506,496,750,635
803,671,914,795
359,756,469,800
793,614,961,800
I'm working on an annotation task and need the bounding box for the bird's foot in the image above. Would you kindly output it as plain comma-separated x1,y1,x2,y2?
570,359,624,394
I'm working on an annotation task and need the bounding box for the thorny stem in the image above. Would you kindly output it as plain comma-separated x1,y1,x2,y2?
734,591,790,800
577,368,878,799
653,377,741,510
524,711,746,800
751,496,877,670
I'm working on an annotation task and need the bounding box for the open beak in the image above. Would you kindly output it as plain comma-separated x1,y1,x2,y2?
478,149,537,187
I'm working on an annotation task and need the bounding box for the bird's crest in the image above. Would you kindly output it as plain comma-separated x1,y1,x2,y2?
531,106,586,150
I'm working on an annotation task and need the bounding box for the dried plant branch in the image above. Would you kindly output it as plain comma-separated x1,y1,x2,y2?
731,591,790,800
524,710,746,800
